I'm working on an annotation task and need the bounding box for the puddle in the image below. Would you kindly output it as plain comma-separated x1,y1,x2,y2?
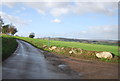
58,64,67,69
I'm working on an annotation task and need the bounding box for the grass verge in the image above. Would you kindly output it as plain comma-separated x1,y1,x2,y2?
2,36,18,61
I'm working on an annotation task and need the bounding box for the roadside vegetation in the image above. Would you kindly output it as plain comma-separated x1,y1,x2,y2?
1,16,18,61
14,36,119,63
2,36,18,61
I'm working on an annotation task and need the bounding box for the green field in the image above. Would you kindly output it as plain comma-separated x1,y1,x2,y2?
14,36,119,56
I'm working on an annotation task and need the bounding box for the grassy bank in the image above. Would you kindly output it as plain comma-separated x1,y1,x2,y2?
15,36,119,56
14,36,119,62
2,35,18,61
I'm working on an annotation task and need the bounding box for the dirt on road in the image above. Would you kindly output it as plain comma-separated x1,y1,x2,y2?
42,50,119,79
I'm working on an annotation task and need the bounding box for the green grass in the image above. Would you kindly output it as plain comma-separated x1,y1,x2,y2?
14,36,119,56
2,35,18,61
100,58,119,62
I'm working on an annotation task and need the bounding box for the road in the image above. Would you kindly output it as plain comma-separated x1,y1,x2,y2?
2,40,72,79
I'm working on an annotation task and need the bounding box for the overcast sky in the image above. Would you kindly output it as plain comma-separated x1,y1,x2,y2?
0,0,118,40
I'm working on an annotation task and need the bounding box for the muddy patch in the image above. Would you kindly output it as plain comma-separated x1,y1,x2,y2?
40,49,119,79
41,50,81,79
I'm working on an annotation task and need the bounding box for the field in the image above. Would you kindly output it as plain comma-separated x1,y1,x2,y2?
2,35,18,61
14,36,119,56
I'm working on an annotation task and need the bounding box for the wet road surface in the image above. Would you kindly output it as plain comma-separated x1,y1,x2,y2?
2,40,71,79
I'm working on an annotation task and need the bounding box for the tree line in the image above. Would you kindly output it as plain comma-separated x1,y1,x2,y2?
0,16,18,36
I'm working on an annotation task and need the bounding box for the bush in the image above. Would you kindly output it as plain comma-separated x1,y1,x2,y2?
29,35,34,38
29,32,35,38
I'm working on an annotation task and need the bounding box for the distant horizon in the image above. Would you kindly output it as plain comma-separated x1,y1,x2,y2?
40,37,119,41
19,35,118,41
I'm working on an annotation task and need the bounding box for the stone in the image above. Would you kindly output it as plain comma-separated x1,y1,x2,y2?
77,48,83,54
61,47,64,50
71,48,82,54
71,48,77,53
51,46,57,50
96,52,113,59
58,64,67,69
49,48,52,50
69,51,73,54
49,46,57,50
43,45,47,48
